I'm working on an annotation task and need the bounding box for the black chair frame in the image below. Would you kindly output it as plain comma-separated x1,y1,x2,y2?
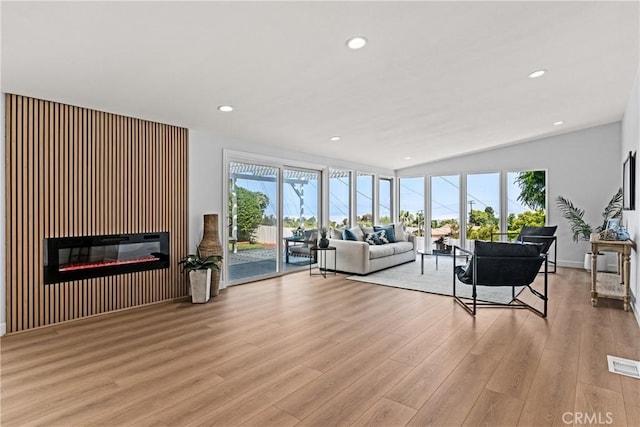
452,245,548,317
491,231,557,273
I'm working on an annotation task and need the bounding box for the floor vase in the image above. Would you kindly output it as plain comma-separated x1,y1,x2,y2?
198,214,223,296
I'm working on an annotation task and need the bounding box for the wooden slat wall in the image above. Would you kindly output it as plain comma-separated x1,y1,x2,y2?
5,94,188,333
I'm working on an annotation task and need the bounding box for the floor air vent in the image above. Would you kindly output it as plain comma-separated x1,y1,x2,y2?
607,355,640,379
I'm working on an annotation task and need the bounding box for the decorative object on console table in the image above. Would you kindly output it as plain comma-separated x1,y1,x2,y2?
179,250,222,303
318,227,330,248
198,214,224,296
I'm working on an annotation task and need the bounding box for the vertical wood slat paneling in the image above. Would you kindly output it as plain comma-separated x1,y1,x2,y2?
5,94,188,333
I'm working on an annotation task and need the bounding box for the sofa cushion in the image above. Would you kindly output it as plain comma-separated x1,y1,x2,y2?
374,225,396,243
369,244,395,259
391,241,414,255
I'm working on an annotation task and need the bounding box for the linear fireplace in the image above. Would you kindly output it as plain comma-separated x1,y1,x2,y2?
44,232,170,284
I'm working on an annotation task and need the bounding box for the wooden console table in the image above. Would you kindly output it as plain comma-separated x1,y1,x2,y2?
589,236,635,311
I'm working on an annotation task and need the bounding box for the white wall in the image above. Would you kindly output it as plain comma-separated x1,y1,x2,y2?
621,68,639,325
398,122,622,269
188,128,394,287
1,94,5,336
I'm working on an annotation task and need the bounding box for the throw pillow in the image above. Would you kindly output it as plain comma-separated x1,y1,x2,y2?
361,226,374,235
374,225,396,243
331,228,343,239
392,222,406,242
376,229,390,244
342,226,365,241
343,228,358,241
349,226,365,241
364,232,382,245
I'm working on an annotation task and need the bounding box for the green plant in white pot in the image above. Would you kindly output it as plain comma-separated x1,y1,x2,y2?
179,250,222,303
556,188,622,271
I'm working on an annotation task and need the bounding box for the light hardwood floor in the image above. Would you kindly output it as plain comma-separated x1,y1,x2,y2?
1,266,639,426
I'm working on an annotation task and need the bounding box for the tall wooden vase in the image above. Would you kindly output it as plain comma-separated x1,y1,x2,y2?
198,214,223,297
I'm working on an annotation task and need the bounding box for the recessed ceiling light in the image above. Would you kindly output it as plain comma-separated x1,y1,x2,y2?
217,105,234,112
329,136,341,141
404,156,412,160
553,121,565,126
346,36,367,50
528,69,546,79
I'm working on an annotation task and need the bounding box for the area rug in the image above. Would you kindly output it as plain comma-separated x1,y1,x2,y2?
346,256,524,304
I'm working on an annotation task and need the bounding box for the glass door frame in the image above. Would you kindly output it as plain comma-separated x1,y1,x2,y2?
223,150,325,287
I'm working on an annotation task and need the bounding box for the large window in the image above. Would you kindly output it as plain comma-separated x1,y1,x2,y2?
507,170,546,239
379,177,393,225
430,175,460,253
329,169,351,229
399,177,425,238
356,173,374,226
466,173,500,248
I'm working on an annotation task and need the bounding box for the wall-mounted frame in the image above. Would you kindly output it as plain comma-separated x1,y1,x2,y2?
623,151,636,210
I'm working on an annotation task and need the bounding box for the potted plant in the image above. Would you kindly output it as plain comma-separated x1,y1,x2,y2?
179,250,222,303
556,188,622,271
318,227,329,248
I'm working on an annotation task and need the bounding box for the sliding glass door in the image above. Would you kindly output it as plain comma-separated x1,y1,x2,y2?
282,168,320,270
227,161,323,284
228,162,279,283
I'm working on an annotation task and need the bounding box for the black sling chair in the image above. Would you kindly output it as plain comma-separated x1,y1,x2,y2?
453,240,548,317
492,225,558,273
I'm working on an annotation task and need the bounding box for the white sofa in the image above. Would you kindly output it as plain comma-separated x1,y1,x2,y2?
325,224,416,275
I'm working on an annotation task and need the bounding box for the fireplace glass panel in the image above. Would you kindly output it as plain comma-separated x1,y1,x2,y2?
58,242,161,272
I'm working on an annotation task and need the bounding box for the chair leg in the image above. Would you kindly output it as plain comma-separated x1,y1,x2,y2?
472,283,477,315
543,257,548,316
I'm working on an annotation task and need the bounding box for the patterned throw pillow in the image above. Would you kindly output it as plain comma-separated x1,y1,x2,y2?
376,229,390,244
373,225,396,243
364,232,382,245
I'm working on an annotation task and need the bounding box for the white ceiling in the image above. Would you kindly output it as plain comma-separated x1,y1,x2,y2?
2,1,639,170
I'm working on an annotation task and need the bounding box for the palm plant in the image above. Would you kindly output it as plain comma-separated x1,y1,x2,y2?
555,188,623,242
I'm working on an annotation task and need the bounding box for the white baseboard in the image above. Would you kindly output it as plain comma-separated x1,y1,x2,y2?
0,323,6,336
556,260,619,273
557,260,584,269
631,291,640,329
